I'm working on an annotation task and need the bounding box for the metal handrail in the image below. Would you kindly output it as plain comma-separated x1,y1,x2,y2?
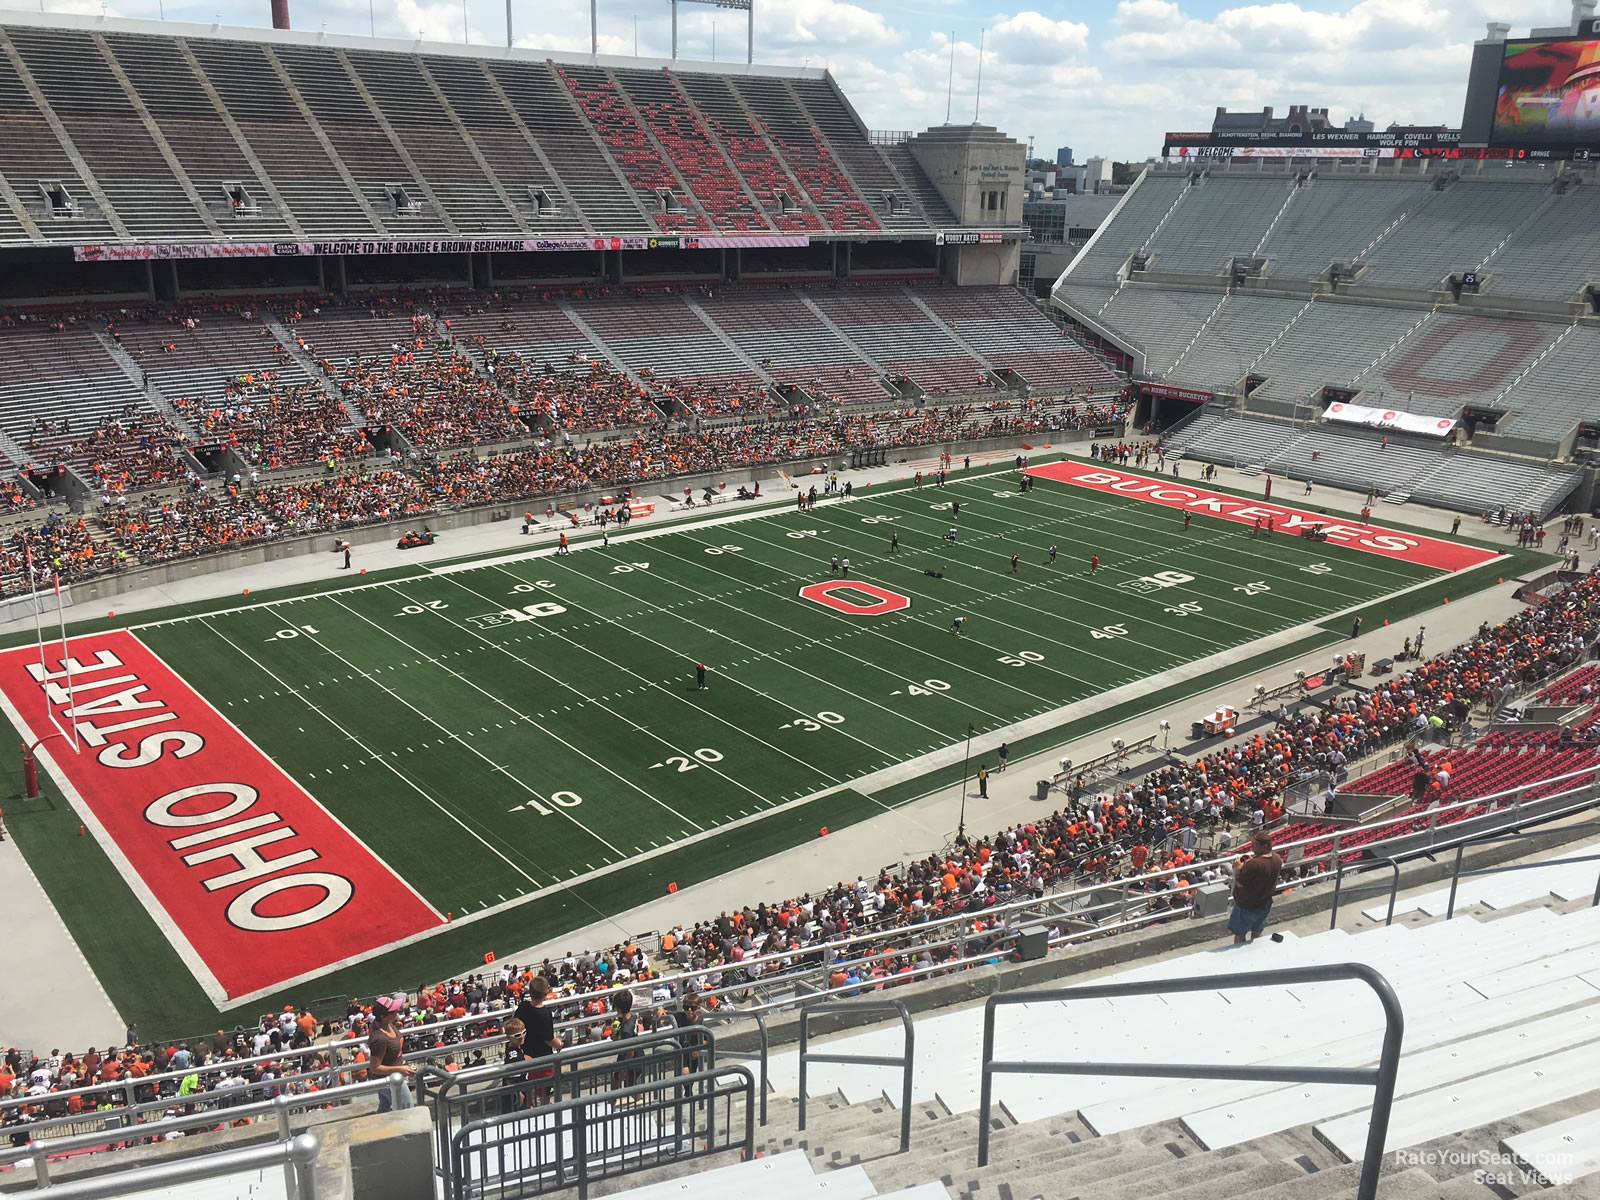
798,999,914,1154
707,1009,769,1126
447,1065,754,1200
977,964,1405,1200
1328,857,1402,930
420,1024,715,1186
1443,816,1600,919
0,1075,405,1170
17,1130,320,1198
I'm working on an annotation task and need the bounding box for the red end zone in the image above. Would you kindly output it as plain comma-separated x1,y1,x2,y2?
1026,462,1501,573
0,630,439,1004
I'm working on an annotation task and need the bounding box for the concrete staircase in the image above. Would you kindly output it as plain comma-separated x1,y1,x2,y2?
555,835,1600,1200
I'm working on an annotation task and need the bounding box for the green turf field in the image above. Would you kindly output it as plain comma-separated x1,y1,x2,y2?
5,460,1531,1035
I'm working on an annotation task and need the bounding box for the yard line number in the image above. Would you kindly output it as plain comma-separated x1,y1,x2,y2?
518,790,584,817
266,625,320,641
997,650,1045,668
649,747,725,772
782,711,846,732
394,601,449,616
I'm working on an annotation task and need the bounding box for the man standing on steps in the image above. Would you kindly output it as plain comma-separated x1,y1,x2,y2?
1228,832,1283,945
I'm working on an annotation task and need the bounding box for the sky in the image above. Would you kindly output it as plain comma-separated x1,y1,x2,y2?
39,0,1579,159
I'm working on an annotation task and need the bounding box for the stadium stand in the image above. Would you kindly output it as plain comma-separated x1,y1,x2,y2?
0,21,968,243
1054,160,1600,498
1255,175,1422,282
0,317,151,445
1164,411,1581,514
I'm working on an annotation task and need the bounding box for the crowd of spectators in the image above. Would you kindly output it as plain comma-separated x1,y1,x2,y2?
0,474,37,515
0,513,119,595
492,352,660,433
27,409,193,497
172,379,376,471
83,396,1112,566
9,569,1600,1139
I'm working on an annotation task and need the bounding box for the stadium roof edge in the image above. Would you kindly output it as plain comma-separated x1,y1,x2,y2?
0,7,829,80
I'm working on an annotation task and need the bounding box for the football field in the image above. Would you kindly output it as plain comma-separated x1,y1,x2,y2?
0,457,1512,1031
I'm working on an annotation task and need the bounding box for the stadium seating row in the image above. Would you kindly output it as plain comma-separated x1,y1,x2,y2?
0,287,1112,481
1055,164,1600,450
1164,411,1581,517
0,23,954,241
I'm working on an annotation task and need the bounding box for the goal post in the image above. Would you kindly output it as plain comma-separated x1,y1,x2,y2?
24,541,80,759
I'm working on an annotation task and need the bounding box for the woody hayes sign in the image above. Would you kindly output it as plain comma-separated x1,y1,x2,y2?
0,631,438,1004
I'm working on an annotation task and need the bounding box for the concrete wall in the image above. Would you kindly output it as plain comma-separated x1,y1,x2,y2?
908,125,1025,225
946,241,1020,286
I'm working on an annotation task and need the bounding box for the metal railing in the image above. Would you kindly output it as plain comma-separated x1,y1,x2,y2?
797,999,914,1154
977,964,1406,1200
14,1130,320,1198
1328,857,1402,929
0,1076,406,1166
707,1009,769,1126
1442,818,1600,920
422,1025,715,1189
446,1066,754,1200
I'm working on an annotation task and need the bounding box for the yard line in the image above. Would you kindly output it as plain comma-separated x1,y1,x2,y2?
677,521,1117,691
590,530,1073,713
807,495,1257,647
502,545,1020,737
385,574,819,812
946,476,1431,604
860,486,1350,628
322,591,695,839
192,615,556,890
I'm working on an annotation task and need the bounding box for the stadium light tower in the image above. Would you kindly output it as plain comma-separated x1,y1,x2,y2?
669,0,753,64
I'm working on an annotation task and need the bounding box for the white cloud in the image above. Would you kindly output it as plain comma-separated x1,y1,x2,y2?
986,11,1089,66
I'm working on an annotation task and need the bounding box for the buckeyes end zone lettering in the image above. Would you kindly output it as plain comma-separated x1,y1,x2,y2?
1026,462,1501,574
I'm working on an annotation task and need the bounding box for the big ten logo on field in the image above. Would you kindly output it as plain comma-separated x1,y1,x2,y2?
1118,570,1194,594
798,581,911,616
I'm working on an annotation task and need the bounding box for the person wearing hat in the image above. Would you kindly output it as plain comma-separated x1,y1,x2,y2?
369,994,416,1112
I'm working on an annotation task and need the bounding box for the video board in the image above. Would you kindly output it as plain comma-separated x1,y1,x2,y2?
1490,37,1600,146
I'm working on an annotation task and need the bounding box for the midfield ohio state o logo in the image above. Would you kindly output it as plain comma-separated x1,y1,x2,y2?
798,581,912,616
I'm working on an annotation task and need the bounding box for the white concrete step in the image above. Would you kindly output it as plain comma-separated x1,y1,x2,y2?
603,1150,818,1198
1501,1108,1600,1187
1365,838,1600,921
1116,972,1600,1146
870,1185,952,1200
1072,912,1577,1134
1182,999,1600,1150
811,1165,878,1199
1316,1038,1600,1161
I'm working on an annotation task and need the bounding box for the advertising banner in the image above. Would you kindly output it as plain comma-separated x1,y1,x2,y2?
1324,401,1458,437
75,234,811,262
